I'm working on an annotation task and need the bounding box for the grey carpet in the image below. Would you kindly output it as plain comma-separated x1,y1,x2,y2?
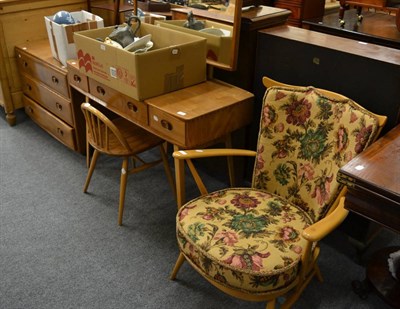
1,109,399,309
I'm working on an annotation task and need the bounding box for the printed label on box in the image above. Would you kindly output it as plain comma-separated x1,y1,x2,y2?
77,49,110,81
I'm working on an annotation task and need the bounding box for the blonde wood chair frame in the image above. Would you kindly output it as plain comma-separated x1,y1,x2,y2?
81,102,175,225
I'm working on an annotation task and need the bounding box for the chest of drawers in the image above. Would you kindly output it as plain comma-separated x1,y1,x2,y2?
15,40,85,153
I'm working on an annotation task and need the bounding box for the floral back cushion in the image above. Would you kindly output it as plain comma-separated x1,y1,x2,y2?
252,86,380,222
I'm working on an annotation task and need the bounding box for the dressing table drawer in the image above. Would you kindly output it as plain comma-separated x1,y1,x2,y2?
67,64,89,93
89,78,121,106
88,78,148,126
23,96,76,150
117,94,148,127
16,49,69,98
21,73,74,126
148,106,186,147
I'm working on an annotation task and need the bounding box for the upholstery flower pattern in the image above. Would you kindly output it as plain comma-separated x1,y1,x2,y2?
176,86,380,294
253,87,379,221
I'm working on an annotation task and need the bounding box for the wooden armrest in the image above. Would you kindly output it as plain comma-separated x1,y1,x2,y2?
302,197,349,242
172,148,257,160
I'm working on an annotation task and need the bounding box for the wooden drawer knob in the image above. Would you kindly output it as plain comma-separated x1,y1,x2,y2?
52,76,59,85
57,128,64,136
161,119,173,131
127,102,138,112
26,106,34,114
96,86,106,96
73,74,81,83
55,102,63,111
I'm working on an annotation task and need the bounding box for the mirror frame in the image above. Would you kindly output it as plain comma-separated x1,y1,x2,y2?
200,0,242,72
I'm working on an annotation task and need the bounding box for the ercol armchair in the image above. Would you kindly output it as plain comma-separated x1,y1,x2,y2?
170,77,387,308
81,102,175,226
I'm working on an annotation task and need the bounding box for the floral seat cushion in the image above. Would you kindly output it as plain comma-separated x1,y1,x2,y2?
177,188,314,293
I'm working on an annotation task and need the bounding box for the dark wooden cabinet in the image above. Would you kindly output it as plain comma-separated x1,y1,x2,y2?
254,26,400,140
274,0,326,26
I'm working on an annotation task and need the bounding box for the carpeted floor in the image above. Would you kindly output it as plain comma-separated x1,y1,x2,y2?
1,109,399,309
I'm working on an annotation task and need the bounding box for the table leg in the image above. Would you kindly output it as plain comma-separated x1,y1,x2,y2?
366,246,400,308
352,246,400,308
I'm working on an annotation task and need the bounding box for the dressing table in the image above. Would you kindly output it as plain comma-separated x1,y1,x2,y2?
67,58,254,207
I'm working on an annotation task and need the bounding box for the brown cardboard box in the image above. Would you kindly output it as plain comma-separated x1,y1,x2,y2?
74,23,207,101
155,20,232,66
45,10,104,66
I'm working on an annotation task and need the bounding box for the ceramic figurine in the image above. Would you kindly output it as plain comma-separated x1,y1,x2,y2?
53,11,75,24
109,15,141,48
183,11,205,30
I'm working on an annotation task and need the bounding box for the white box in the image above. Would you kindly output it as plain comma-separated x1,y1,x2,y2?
45,10,104,66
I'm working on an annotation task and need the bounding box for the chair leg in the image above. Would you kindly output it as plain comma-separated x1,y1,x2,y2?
170,252,185,280
265,298,276,309
159,144,176,200
118,158,129,226
83,149,100,192
314,263,323,282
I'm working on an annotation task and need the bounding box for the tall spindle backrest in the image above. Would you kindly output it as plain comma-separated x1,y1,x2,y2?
81,103,133,154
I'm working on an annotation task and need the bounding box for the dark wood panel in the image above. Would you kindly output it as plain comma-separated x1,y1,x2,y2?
303,9,400,49
254,26,400,150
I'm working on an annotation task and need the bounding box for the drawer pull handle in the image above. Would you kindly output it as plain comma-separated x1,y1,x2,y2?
127,102,138,112
26,84,32,91
52,76,59,84
56,102,63,111
96,86,106,96
26,106,33,114
57,128,64,136
23,61,28,68
73,74,81,83
161,119,173,131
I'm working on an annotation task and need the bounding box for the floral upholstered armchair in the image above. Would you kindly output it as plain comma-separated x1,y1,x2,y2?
170,76,387,309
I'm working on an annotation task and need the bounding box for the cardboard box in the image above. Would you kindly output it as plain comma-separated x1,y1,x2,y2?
155,20,232,66
45,10,104,66
74,23,207,101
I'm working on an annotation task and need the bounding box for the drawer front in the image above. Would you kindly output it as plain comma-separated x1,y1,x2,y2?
23,96,76,150
148,106,186,146
21,74,74,126
88,79,148,126
117,94,148,126
16,50,69,98
68,66,89,93
89,78,121,106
